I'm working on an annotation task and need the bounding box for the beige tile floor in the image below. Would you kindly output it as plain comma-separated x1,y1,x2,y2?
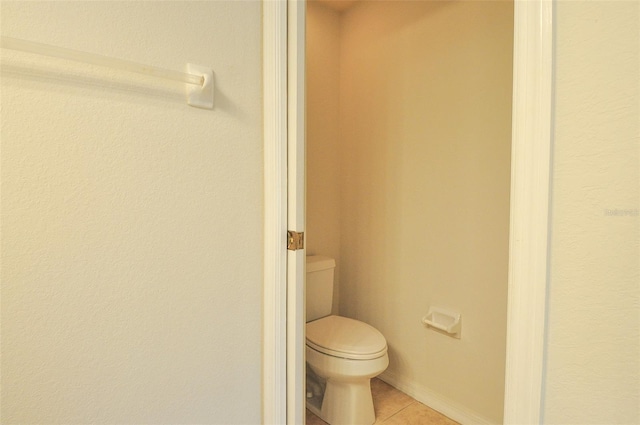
306,378,459,425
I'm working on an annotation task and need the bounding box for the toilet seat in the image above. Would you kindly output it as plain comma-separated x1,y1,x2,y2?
306,315,387,360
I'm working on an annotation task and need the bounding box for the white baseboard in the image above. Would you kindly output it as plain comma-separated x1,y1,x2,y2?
378,370,498,425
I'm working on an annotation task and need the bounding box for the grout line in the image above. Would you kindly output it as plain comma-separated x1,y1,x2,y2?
379,401,417,423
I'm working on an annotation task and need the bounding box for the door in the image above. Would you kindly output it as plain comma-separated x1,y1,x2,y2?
287,1,306,424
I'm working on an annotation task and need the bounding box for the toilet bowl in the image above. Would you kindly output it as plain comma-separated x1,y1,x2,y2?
306,315,388,425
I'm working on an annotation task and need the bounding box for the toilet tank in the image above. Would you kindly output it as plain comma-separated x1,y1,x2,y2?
306,256,336,322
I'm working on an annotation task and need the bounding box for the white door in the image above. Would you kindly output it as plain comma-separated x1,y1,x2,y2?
287,1,306,424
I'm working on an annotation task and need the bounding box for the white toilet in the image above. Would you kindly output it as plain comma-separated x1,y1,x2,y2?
306,256,389,425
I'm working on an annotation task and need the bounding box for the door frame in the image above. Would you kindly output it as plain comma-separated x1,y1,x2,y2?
263,0,554,423
262,1,288,424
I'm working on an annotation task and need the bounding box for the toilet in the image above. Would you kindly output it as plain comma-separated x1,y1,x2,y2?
306,256,389,425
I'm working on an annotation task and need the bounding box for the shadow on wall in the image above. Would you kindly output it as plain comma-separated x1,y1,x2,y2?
341,0,458,42
1,61,243,118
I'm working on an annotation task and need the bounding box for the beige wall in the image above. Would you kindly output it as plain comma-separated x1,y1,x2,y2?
544,1,640,423
307,1,513,422
0,2,263,423
307,1,342,313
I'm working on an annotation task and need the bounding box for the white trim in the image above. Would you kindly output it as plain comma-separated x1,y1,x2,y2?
503,1,554,424
379,371,497,425
286,1,307,424
287,1,306,231
262,1,288,424
286,250,305,425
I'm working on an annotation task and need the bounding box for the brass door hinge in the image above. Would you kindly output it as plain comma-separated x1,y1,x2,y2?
287,231,305,251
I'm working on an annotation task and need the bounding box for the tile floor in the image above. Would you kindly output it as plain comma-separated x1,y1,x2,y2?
306,378,459,425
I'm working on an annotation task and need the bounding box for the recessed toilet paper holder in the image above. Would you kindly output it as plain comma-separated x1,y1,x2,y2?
422,307,461,338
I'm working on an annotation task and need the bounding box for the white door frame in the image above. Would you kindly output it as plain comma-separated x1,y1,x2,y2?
503,1,553,423
263,1,288,423
263,1,306,424
263,0,554,423
285,1,307,424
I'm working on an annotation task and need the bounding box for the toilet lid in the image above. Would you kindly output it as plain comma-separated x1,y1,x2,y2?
306,315,387,360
